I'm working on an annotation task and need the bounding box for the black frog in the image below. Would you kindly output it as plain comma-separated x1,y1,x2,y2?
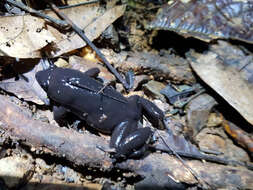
35,66,166,159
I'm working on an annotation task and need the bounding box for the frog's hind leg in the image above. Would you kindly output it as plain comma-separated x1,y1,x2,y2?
110,121,152,159
110,121,131,149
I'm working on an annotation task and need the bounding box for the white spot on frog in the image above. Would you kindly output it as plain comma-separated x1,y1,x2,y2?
62,77,81,90
69,77,80,83
46,75,51,86
64,82,79,90
99,114,107,123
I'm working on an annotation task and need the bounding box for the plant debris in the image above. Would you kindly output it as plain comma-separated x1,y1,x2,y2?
0,2,125,58
0,1,252,189
223,120,253,157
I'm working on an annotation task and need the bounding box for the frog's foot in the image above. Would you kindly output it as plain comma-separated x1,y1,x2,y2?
125,70,135,90
53,106,69,121
126,144,149,158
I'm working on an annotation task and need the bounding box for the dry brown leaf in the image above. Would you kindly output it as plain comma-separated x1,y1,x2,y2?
52,5,125,57
0,61,48,105
188,41,253,126
0,4,125,58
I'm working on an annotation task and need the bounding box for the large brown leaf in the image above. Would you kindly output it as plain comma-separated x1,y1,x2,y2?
0,4,125,58
188,41,253,126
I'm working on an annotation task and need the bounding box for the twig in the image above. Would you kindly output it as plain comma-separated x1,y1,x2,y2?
57,0,99,9
47,2,132,90
69,81,128,104
5,0,68,28
96,82,110,94
155,146,253,170
174,89,205,108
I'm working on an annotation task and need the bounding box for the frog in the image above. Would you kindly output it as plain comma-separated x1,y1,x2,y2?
35,65,166,159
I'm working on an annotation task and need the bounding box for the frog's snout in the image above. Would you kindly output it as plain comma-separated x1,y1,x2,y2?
35,70,50,92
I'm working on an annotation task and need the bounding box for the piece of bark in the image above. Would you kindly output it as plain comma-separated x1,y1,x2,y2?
206,113,223,127
120,51,195,84
102,49,195,84
0,95,253,189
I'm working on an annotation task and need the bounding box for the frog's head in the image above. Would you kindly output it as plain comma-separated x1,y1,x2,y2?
35,68,54,92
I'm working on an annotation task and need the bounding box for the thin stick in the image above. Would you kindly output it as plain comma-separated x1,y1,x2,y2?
48,2,131,90
6,0,68,28
69,81,128,104
155,145,253,170
58,0,99,9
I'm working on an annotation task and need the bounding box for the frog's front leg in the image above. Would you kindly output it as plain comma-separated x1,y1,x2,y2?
53,106,69,121
83,67,100,78
110,121,152,159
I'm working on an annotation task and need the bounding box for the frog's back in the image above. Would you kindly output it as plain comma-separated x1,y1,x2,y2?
47,67,100,104
47,67,132,132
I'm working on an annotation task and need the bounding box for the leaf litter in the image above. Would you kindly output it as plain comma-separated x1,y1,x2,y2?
0,0,252,189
